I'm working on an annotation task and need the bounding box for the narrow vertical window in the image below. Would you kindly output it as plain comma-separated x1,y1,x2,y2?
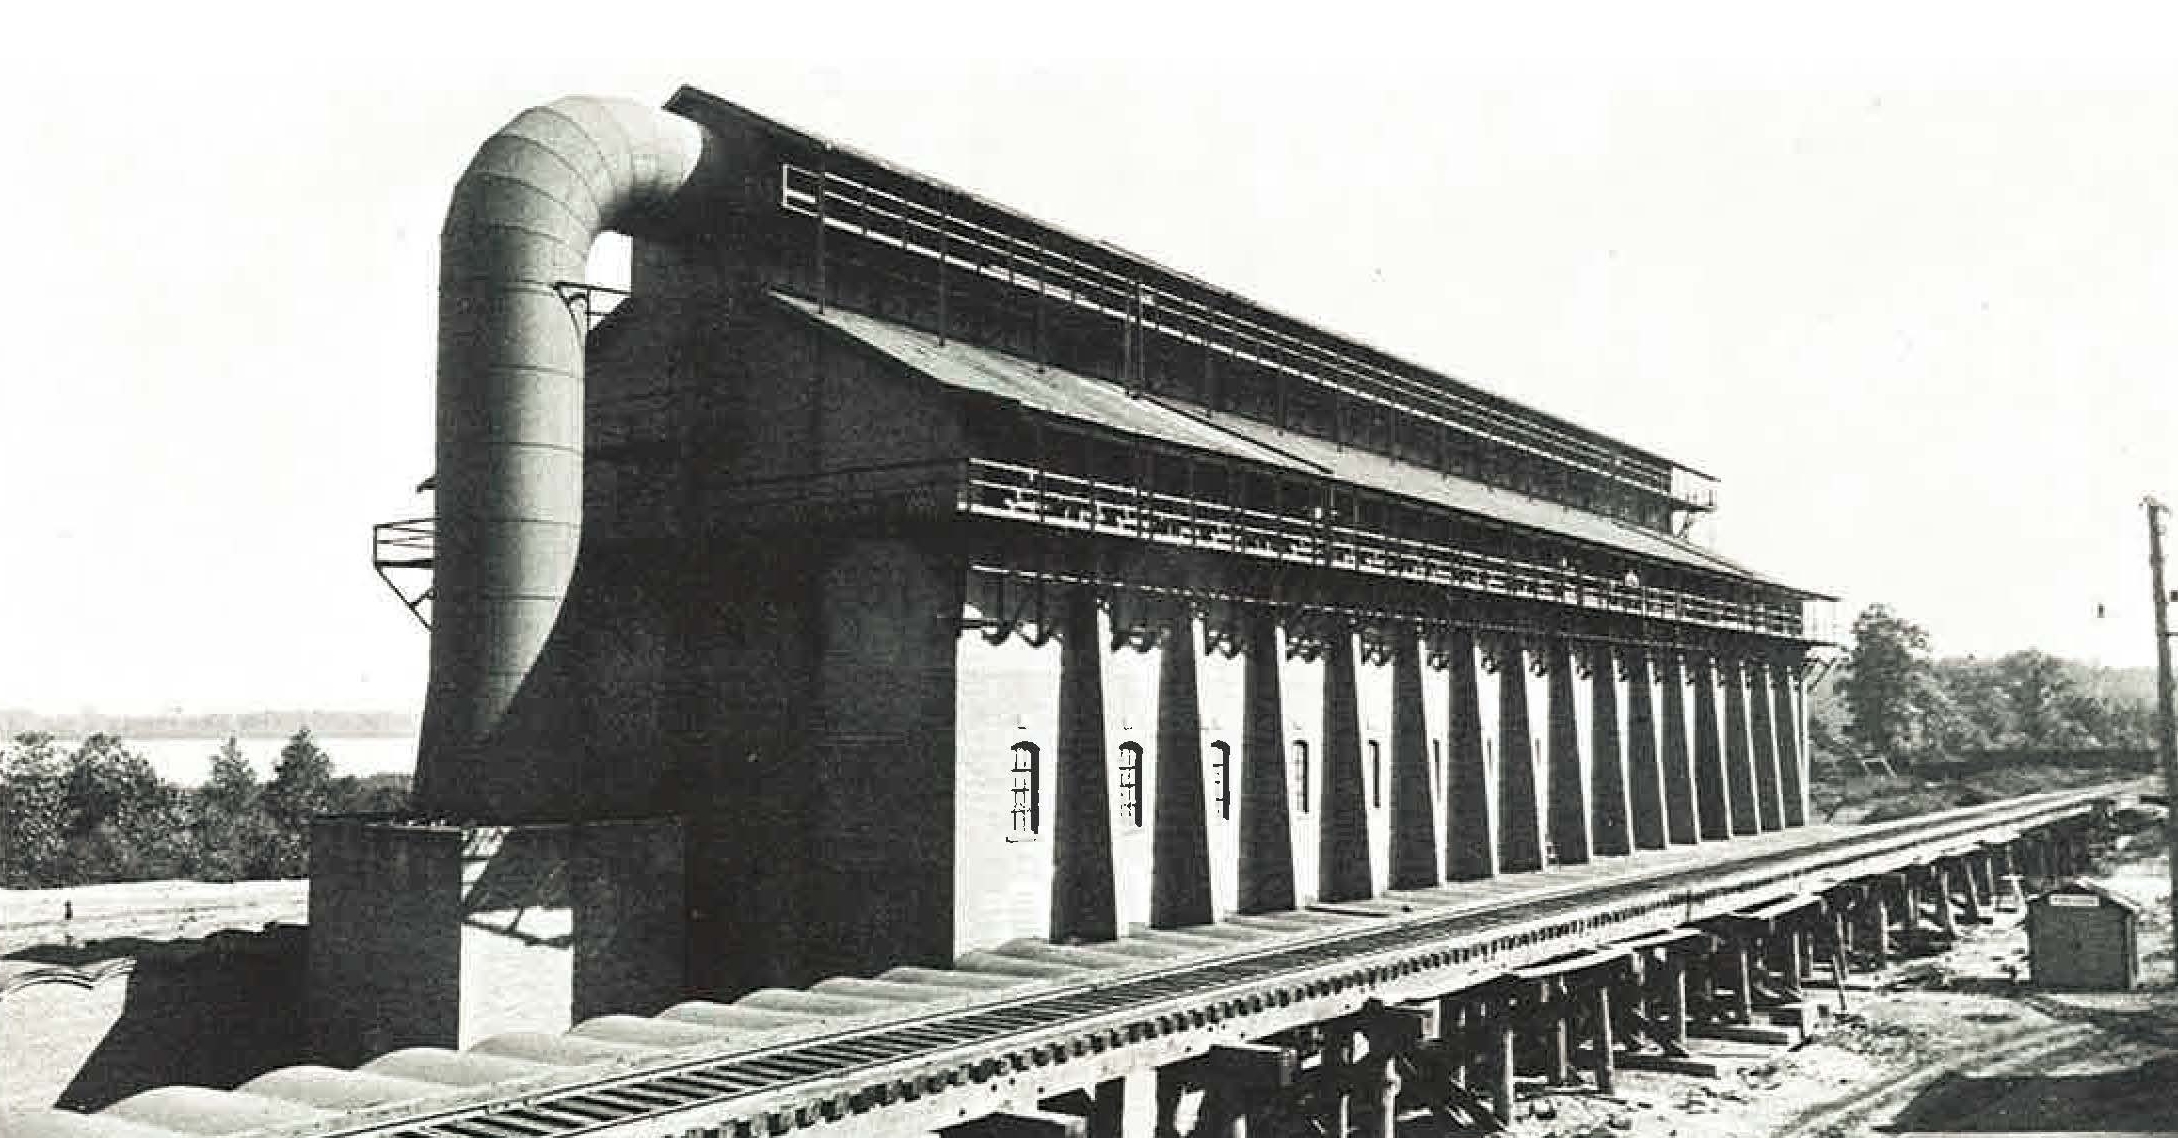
1117,742,1144,827
1210,741,1233,820
1432,739,1444,796
1369,741,1384,807
1010,742,1040,834
1291,740,1312,813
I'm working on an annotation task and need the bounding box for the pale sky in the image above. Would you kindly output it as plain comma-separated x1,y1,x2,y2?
3,2,2174,714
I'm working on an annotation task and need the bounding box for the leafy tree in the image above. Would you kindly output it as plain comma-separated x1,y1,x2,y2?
1995,649,2081,747
262,728,335,877
59,735,194,883
1930,657,2008,750
329,772,411,815
1,733,69,886
1841,605,1943,764
194,737,273,881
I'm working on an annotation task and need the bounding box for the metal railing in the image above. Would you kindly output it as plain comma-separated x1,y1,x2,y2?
372,517,434,630
961,459,1804,638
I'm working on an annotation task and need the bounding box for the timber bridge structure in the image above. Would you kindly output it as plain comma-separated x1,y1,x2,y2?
4,790,2114,1138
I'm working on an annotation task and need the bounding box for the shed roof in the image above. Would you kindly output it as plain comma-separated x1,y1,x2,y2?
2031,879,2145,913
771,292,1818,596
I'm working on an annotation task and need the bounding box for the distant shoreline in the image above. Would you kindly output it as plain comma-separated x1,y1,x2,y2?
0,710,418,741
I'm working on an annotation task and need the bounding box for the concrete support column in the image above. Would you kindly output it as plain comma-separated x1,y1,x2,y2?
1444,629,1495,880
1544,979,1571,1084
1625,650,1668,851
1720,657,1761,837
1589,645,1632,857
1690,655,1732,841
1373,1061,1402,1138
1150,611,1213,929
1388,631,1439,889
1237,607,1295,914
1318,627,1373,902
1773,661,1808,826
1490,995,1517,1123
1780,927,1805,997
1495,636,1545,874
1662,955,1689,1047
1591,982,1616,1095
1731,939,1755,1023
1438,996,1468,1087
1748,659,1785,832
1545,639,1591,866
1087,1071,1156,1138
1324,1029,1354,1138
1659,653,1700,844
1052,589,1117,943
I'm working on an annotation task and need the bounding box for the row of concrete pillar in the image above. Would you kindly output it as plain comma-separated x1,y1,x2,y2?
1047,594,1811,943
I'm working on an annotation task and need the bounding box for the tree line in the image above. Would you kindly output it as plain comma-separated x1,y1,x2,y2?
1817,604,2158,768
0,729,409,887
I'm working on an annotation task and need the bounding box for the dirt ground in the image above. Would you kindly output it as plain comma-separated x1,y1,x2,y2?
0,878,306,956
1509,823,2178,1138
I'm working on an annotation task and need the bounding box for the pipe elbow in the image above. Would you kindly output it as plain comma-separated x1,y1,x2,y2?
418,96,721,818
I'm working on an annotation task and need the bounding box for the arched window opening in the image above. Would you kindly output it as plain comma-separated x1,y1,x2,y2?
1209,741,1233,820
1117,742,1144,827
1010,742,1041,835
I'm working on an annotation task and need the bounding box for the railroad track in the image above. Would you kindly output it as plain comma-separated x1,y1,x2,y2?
232,786,2120,1138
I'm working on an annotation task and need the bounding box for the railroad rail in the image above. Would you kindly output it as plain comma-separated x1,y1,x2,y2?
75,786,2104,1138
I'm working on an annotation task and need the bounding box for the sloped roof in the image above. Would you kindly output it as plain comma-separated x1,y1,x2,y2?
671,85,1709,481
2033,878,2145,913
770,292,1814,594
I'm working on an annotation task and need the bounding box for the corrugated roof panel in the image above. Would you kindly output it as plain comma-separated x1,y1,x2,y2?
358,1048,556,1088
235,1068,442,1111
101,1088,328,1136
467,1032,657,1067
0,1110,188,1138
768,293,1313,475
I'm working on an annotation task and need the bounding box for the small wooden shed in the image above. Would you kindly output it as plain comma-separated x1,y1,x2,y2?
2026,879,2141,990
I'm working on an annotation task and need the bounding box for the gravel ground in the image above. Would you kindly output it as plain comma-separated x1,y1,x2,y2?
1502,830,2177,1138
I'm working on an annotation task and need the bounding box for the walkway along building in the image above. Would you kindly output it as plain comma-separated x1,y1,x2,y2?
340,88,1833,1059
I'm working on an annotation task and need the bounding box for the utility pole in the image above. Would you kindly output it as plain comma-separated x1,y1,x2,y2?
2146,496,2178,982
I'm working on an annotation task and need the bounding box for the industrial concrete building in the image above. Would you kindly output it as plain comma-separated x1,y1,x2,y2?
336,87,1829,1059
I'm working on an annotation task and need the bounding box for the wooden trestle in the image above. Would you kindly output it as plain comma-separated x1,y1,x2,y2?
11,791,2116,1138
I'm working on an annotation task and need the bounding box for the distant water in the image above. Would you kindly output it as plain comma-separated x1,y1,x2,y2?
54,737,418,786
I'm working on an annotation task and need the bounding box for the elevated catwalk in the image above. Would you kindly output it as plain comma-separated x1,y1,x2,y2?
2,787,2115,1138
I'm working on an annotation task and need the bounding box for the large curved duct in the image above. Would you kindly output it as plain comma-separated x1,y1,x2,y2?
416,97,724,818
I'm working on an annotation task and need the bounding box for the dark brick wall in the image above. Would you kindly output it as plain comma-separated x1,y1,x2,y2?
309,819,463,1066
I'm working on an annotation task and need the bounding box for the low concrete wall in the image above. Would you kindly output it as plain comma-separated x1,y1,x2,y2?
0,925,307,1111
310,816,685,1067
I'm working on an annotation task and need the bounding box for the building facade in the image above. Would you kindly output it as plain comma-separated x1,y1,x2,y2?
398,88,1827,1005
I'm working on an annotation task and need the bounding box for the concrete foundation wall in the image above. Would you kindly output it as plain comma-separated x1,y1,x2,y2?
309,818,684,1067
